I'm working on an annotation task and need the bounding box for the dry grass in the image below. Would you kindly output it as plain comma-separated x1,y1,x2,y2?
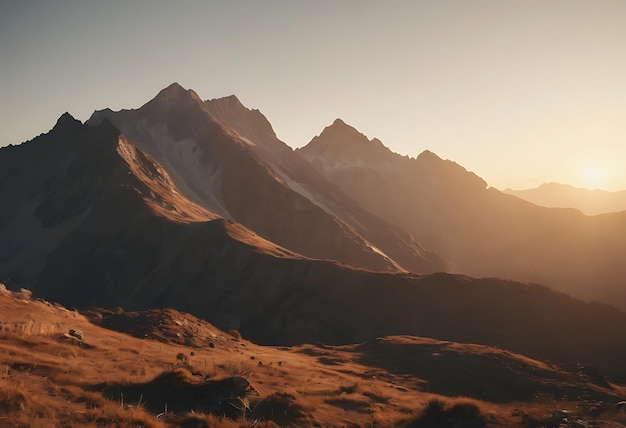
220,360,252,377
1,294,626,427
249,391,313,426
0,321,62,337
0,377,165,428
406,396,488,428
0,380,29,414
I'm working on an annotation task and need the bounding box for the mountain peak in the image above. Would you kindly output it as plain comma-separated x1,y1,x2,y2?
208,94,243,105
204,95,277,142
299,119,393,162
416,150,442,162
205,95,249,116
316,118,369,145
52,112,82,132
151,82,203,107
539,182,576,190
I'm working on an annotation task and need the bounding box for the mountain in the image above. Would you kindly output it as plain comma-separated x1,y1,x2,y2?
5,109,626,378
87,83,444,274
298,120,626,308
0,112,293,306
504,182,626,215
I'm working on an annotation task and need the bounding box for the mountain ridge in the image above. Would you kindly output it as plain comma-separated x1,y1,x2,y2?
298,118,626,308
88,83,444,274
504,182,626,215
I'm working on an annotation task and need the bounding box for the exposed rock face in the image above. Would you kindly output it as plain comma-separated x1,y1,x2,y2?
298,120,626,308
88,83,444,273
202,94,445,273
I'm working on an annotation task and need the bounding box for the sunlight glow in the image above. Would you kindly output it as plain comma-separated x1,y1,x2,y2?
581,165,607,190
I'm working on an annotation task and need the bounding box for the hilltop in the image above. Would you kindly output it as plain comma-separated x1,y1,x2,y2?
2,291,626,427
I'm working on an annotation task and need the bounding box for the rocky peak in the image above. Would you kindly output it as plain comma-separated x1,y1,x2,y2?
149,82,203,108
206,94,245,110
204,95,277,142
416,150,442,162
300,118,393,162
320,118,368,143
415,150,487,191
52,112,82,132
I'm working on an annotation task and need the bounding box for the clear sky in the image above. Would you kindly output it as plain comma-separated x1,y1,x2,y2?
1,1,625,190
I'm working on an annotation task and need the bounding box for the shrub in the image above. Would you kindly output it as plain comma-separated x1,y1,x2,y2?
0,384,27,414
228,329,242,340
250,392,309,425
407,397,487,428
176,352,189,365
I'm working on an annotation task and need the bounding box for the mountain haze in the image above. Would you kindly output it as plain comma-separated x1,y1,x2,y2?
504,182,626,215
298,119,626,308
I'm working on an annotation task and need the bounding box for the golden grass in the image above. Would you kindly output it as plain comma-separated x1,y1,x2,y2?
0,321,62,337
1,294,625,427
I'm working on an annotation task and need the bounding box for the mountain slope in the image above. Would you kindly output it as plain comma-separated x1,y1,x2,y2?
3,292,626,427
0,113,301,307
203,95,446,273
298,120,626,308
88,84,444,274
504,182,626,215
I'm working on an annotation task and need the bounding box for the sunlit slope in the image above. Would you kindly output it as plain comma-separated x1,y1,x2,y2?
3,292,626,427
88,83,444,274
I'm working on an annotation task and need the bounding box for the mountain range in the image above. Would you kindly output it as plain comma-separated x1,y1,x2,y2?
2,83,626,379
297,120,626,306
504,183,626,216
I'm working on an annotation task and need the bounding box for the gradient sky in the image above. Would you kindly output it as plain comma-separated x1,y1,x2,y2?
2,1,625,190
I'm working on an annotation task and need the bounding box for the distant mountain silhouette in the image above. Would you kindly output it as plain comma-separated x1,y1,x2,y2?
298,120,626,308
504,182,626,215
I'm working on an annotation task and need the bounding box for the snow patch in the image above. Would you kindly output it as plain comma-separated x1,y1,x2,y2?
367,244,406,272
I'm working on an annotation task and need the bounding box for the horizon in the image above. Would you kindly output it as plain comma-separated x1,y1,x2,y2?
2,1,625,191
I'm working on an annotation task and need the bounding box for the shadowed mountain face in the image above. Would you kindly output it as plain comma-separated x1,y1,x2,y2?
87,83,444,274
298,120,626,308
504,182,626,216
4,85,626,379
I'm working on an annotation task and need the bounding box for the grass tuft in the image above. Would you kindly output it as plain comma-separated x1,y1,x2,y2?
407,397,487,428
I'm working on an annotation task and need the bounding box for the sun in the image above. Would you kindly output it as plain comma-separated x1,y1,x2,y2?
581,165,607,190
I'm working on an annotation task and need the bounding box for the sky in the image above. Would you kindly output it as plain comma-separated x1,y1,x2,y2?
1,1,625,191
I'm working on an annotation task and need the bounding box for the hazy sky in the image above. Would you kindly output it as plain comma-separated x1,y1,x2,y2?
2,1,625,190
